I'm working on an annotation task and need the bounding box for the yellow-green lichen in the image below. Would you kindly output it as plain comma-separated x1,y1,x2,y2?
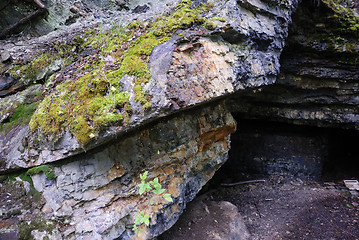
29,0,214,147
210,17,226,22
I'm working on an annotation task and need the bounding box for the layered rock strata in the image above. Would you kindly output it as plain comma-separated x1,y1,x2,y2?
229,0,359,129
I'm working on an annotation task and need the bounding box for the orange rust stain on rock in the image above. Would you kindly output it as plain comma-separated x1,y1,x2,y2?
197,125,236,152
164,167,175,176
167,177,182,198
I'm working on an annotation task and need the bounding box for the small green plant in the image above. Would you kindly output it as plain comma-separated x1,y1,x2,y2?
133,171,173,232
111,19,127,36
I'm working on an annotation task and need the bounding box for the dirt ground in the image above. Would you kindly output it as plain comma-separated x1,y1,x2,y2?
159,176,359,240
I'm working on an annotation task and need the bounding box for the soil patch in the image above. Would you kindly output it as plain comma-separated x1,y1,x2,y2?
159,176,359,240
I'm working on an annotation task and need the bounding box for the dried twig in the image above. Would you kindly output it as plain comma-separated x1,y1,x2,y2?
0,9,47,39
220,179,266,187
0,0,47,39
33,0,46,9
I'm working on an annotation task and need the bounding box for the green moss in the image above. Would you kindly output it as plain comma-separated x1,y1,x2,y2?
26,165,56,180
0,102,38,133
18,217,55,240
29,0,214,147
9,53,56,81
6,171,42,202
204,20,217,30
321,0,359,37
210,17,226,22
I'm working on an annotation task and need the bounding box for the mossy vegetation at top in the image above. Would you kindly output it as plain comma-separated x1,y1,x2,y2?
292,0,359,56
316,0,359,52
29,0,216,147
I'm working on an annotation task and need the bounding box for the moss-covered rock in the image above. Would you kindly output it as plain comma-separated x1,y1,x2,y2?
26,165,56,180
29,0,216,147
0,84,42,128
18,217,55,240
0,102,38,133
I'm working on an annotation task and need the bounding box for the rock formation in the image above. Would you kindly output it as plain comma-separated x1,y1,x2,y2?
0,0,358,239
229,0,359,129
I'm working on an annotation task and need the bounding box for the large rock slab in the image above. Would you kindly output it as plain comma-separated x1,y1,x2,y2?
0,0,298,172
4,102,235,239
0,0,300,239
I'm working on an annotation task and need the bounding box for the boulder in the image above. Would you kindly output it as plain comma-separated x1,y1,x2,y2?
158,198,251,240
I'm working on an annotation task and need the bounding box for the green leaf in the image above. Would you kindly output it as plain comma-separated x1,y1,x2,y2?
151,181,161,190
138,182,148,195
150,198,154,205
149,178,159,186
140,171,148,181
134,212,143,225
146,184,152,191
157,150,160,154
152,188,165,195
163,194,173,202
143,215,150,226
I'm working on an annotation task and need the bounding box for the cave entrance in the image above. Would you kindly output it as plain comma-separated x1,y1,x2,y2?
216,114,359,183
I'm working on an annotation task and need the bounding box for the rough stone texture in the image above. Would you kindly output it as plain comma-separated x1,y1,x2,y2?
4,0,358,239
0,0,298,172
228,0,359,130
0,0,120,38
28,102,236,239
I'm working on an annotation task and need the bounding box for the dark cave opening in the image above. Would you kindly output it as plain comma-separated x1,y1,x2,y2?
213,114,359,184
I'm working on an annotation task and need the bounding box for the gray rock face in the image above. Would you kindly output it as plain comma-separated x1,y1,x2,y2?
0,0,117,38
29,102,236,239
229,0,359,129
0,0,298,171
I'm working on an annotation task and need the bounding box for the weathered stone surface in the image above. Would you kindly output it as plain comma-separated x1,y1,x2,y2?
0,76,15,91
3,0,357,239
0,0,298,172
0,84,41,124
229,0,359,129
27,102,235,239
